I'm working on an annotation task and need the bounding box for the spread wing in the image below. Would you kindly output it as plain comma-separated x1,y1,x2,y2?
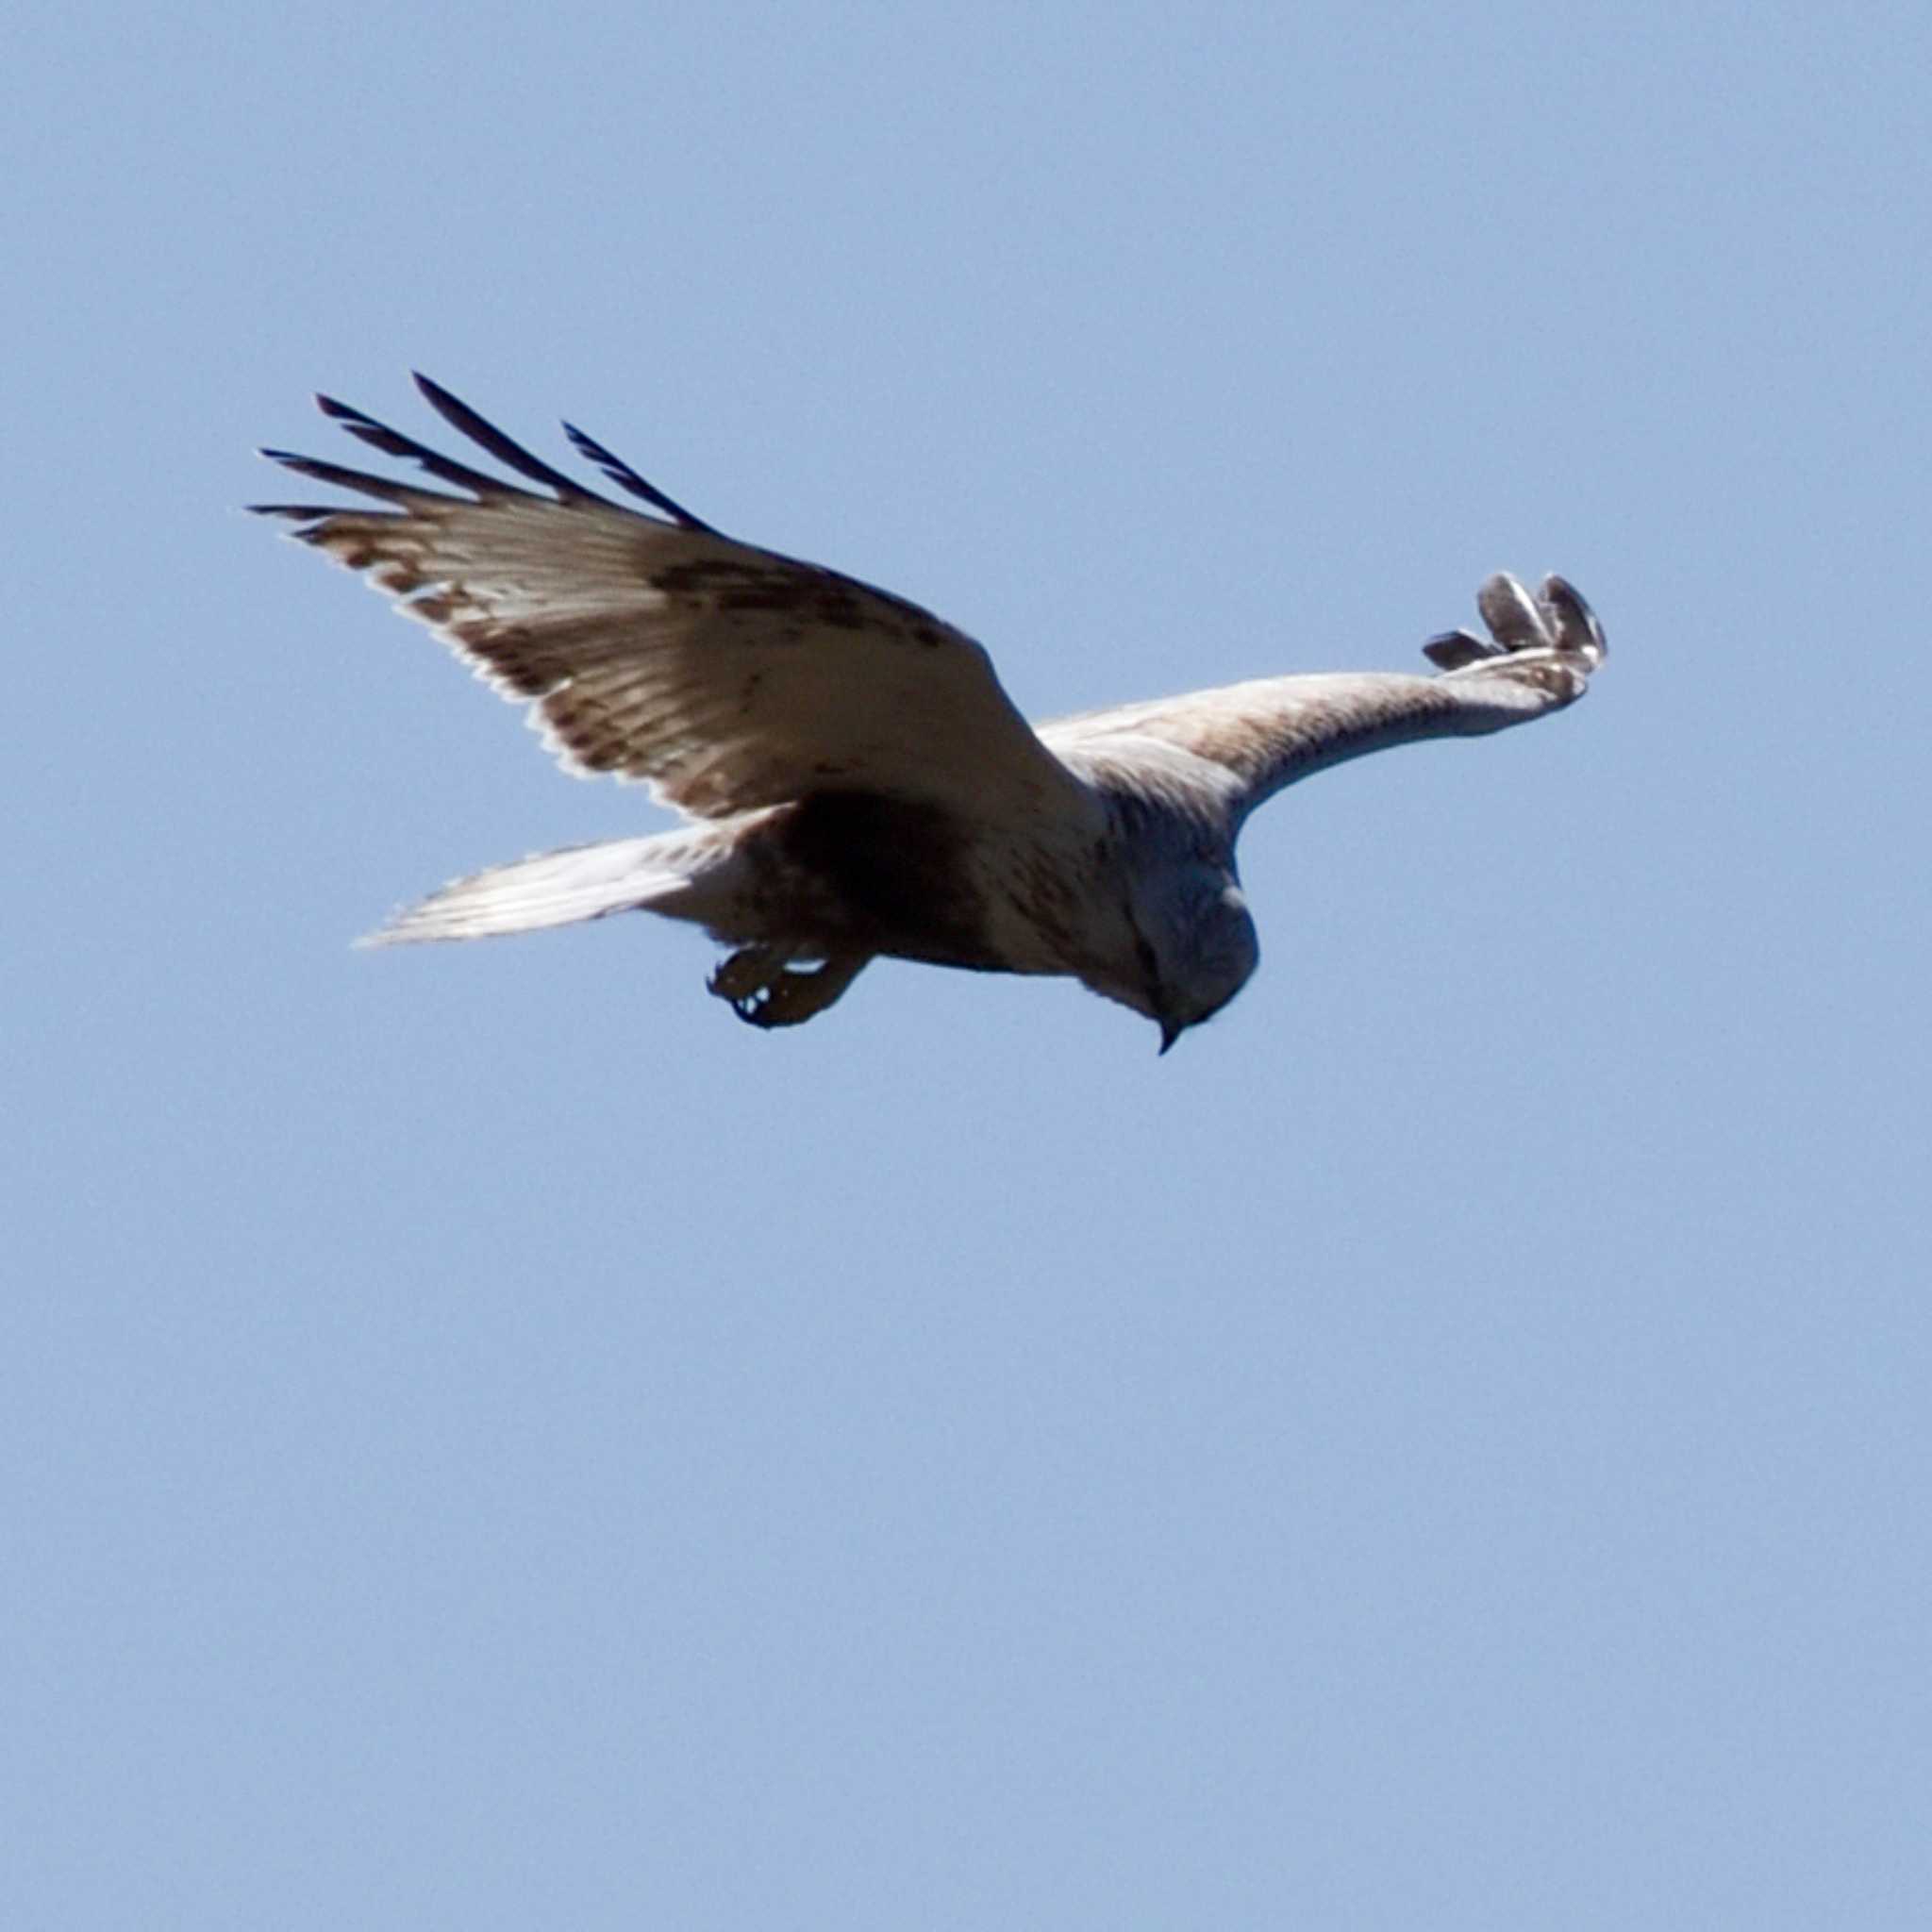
1042,574,1607,824
253,375,1091,824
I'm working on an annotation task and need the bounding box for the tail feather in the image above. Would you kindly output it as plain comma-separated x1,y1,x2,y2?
359,834,701,945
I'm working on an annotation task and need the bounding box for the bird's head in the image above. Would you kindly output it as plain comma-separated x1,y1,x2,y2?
1128,864,1259,1055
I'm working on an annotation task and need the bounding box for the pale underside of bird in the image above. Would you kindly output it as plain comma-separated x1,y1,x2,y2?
254,376,1607,1051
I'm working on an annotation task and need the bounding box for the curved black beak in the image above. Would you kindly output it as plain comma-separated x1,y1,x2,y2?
1158,1019,1182,1056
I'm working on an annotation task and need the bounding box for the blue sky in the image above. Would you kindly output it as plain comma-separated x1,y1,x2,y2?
7,3,1929,1924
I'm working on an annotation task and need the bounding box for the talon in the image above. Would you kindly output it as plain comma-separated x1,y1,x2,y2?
709,943,790,1002
730,974,810,1029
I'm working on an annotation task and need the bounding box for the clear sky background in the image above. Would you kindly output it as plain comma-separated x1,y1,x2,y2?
7,4,1928,1925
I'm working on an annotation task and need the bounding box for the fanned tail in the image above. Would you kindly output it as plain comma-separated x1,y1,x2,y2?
359,833,705,945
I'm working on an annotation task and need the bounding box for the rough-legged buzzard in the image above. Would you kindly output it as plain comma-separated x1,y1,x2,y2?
255,377,1606,1050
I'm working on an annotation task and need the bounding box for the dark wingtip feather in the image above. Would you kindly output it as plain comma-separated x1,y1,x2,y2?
561,419,718,533
1540,574,1607,659
409,373,599,501
308,389,521,499
259,447,428,505
1423,627,1497,671
270,381,721,534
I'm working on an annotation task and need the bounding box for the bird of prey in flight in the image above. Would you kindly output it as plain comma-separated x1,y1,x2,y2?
255,376,1606,1051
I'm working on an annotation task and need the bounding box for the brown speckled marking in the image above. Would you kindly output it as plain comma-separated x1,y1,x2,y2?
650,558,871,631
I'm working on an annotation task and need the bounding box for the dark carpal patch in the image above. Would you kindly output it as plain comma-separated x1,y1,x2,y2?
650,558,871,631
781,791,995,968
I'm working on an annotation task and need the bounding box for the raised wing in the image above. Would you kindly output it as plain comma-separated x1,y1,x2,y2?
1042,574,1607,824
254,375,1091,824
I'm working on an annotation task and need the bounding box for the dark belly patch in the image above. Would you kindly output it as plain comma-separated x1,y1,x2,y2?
780,791,996,967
